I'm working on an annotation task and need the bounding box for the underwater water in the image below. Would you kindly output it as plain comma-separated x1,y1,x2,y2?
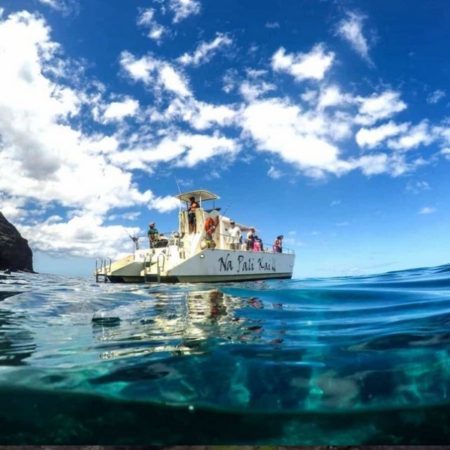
1,265,450,445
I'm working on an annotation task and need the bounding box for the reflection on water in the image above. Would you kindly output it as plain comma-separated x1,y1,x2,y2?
1,267,450,444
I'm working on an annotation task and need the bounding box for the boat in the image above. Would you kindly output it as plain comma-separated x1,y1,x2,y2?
95,189,295,283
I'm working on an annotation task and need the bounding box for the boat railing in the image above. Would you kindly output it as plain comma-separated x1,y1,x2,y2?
95,258,111,282
202,231,295,254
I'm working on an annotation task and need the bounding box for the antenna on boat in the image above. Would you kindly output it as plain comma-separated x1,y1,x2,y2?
127,232,139,250
174,178,183,213
175,178,182,195
222,204,231,216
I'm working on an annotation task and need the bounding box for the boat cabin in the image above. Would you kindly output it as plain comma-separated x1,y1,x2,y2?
175,189,252,254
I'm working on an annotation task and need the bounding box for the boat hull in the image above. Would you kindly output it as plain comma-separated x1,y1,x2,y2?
105,249,295,283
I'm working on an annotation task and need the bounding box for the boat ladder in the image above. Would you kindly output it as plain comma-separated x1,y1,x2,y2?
95,258,111,283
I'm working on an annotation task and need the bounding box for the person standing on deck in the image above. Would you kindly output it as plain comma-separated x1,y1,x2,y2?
187,196,200,234
228,221,241,250
147,223,159,248
273,235,283,253
246,227,255,250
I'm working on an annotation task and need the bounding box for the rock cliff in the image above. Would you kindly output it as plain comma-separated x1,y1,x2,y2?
0,212,34,272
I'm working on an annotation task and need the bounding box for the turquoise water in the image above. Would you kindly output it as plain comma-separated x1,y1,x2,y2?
1,265,450,444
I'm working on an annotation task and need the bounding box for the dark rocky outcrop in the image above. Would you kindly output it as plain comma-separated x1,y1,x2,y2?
0,212,33,272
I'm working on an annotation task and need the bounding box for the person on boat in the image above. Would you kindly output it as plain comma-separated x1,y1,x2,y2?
253,235,262,252
273,235,283,253
187,196,200,234
228,220,241,250
246,227,255,251
204,215,218,249
147,222,159,248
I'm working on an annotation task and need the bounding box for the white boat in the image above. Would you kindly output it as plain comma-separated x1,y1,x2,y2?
95,189,295,283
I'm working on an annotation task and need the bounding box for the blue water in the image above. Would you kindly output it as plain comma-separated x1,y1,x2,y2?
1,265,450,444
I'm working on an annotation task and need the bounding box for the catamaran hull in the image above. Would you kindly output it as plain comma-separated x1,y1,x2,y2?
106,249,295,283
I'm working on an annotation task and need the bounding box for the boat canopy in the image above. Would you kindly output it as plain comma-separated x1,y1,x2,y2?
175,190,219,203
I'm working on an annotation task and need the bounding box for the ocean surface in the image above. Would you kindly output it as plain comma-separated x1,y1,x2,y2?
1,265,450,445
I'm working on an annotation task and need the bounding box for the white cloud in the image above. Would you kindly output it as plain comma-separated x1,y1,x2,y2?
120,51,192,97
239,80,276,102
169,0,201,23
271,45,334,82
267,166,282,179
0,10,177,260
355,91,407,126
178,33,232,66
20,213,140,258
102,97,139,122
0,195,27,221
419,207,436,215
38,0,62,8
37,0,74,13
137,8,166,43
265,22,280,29
111,132,239,171
388,121,434,151
336,12,372,63
440,147,450,160
405,180,430,194
189,101,237,129
149,196,181,213
356,121,408,149
427,89,445,104
317,85,349,110
222,69,238,93
147,96,237,130
354,154,389,175
240,98,352,177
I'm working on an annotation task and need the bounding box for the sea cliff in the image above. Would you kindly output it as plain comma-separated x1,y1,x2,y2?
0,212,33,272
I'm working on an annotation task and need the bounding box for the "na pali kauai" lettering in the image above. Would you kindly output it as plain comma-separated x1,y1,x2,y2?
218,253,276,273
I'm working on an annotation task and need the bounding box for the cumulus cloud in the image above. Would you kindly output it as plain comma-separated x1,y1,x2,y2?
120,51,192,97
440,148,450,160
240,98,352,177
267,166,283,179
0,10,184,259
102,97,139,122
239,80,276,102
169,0,201,23
37,0,76,13
137,8,166,43
271,45,334,82
111,132,239,171
147,96,237,130
356,121,408,149
427,89,445,104
388,121,434,151
0,195,27,221
317,85,349,110
355,91,407,126
178,33,232,66
337,12,372,63
20,213,140,258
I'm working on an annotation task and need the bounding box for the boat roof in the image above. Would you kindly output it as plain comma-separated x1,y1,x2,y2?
175,190,219,202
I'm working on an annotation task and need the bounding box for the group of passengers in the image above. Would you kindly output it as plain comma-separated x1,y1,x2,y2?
226,222,283,253
146,196,284,253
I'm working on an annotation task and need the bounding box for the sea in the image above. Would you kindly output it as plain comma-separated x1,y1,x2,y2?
1,265,450,445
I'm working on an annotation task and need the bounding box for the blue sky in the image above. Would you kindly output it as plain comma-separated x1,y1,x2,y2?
0,0,449,278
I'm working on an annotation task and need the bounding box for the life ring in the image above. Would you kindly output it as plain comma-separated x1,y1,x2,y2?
204,216,217,233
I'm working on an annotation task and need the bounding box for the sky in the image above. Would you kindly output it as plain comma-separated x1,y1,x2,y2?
0,0,449,278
